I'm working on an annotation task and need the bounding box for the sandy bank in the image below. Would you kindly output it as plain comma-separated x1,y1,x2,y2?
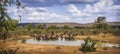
0,41,120,54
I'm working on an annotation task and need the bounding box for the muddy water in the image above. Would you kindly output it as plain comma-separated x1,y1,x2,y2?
18,38,119,47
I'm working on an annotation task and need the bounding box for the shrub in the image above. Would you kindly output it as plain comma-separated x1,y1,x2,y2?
103,47,107,50
0,31,10,40
111,29,120,36
80,37,96,53
21,39,26,43
0,48,17,54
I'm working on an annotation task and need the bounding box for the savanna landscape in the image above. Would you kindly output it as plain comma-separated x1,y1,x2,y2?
0,0,120,54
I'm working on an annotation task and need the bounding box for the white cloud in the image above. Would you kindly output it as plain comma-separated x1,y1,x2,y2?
7,6,21,20
8,6,70,22
25,7,47,13
66,4,79,13
65,4,91,17
38,0,44,2
24,7,70,21
78,0,99,2
49,13,70,20
83,0,120,14
83,0,114,13
65,0,120,23
8,0,120,23
28,17,45,20
60,0,99,3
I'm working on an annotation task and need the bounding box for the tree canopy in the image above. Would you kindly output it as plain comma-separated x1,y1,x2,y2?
93,16,110,34
0,0,21,39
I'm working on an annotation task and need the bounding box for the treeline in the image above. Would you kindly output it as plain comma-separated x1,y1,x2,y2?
0,17,120,40
18,23,71,30
10,17,120,36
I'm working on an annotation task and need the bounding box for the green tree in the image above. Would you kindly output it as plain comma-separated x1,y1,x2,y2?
80,37,96,53
0,19,19,40
25,24,33,31
0,0,21,40
48,25,58,29
63,25,70,29
6,19,18,30
35,24,44,29
96,16,106,23
93,16,110,36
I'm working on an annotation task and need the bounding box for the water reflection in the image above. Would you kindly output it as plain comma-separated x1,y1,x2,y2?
18,38,119,47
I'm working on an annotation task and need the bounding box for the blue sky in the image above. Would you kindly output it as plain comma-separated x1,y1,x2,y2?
8,0,120,23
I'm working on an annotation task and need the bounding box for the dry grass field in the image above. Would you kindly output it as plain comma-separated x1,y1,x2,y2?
0,33,120,54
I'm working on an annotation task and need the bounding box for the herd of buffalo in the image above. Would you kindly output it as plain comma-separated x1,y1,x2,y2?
30,31,78,40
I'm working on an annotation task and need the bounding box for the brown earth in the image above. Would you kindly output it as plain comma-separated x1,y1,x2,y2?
9,34,120,43
0,34,120,54
75,34,120,43
0,41,120,54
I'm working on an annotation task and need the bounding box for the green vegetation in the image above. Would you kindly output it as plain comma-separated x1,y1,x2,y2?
0,0,120,54
0,0,119,40
35,24,44,29
0,48,18,54
25,24,33,31
0,16,119,40
93,16,110,36
21,39,26,43
80,37,96,53
0,0,21,40
48,25,59,29
63,25,70,29
0,19,18,40
110,28,120,36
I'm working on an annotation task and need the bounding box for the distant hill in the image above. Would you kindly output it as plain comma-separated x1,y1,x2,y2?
107,22,120,26
18,22,120,28
18,22,81,28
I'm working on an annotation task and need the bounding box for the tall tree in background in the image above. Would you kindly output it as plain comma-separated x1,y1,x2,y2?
63,25,70,29
5,19,18,30
93,16,110,36
35,24,44,29
25,24,33,31
48,25,58,29
96,16,106,23
0,0,21,40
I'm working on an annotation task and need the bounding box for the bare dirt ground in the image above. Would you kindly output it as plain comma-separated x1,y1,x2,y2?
0,34,120,54
0,41,120,54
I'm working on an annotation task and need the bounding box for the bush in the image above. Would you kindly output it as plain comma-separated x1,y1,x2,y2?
0,31,10,40
0,48,17,54
9,29,29,36
103,47,107,50
111,29,120,36
21,39,26,43
80,37,96,53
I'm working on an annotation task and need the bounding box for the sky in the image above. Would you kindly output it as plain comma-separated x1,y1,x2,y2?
7,0,120,23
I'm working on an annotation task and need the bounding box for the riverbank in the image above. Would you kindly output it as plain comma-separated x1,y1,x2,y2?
0,41,120,54
75,35,120,43
9,34,120,43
